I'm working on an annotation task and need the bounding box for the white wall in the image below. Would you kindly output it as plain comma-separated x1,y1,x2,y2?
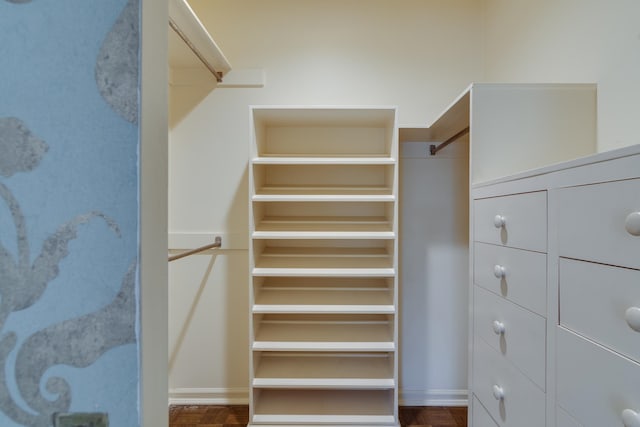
470,83,597,183
168,0,640,407
482,0,640,153
168,0,484,405
399,139,470,405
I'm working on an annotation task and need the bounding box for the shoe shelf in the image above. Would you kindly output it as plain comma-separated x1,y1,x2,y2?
249,106,399,426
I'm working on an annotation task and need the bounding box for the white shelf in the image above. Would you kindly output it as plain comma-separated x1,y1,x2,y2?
252,193,396,202
253,353,395,389
251,107,396,159
252,389,396,425
253,215,394,239
252,341,395,352
249,106,399,426
252,267,396,277
252,156,396,165
253,231,395,240
252,163,395,200
254,282,394,314
252,298,395,314
254,246,394,270
253,317,394,352
255,186,392,195
254,185,394,199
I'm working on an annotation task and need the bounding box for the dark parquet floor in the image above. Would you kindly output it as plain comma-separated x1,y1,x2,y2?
169,405,467,427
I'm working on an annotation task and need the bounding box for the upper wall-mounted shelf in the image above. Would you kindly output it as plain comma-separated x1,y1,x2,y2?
400,83,597,183
168,0,231,83
399,87,469,145
427,86,471,142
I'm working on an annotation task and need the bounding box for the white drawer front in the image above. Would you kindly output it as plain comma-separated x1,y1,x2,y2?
474,242,547,316
474,191,547,252
473,337,545,427
557,327,640,427
557,178,640,270
473,396,499,427
560,258,640,364
475,286,546,390
556,406,582,427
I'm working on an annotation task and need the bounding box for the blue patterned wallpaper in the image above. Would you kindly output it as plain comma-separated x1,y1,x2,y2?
0,0,141,425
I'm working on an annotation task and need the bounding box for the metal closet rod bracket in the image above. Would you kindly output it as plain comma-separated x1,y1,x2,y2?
168,236,223,262
430,126,470,156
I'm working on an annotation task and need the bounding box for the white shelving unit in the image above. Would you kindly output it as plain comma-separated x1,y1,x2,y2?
249,106,399,426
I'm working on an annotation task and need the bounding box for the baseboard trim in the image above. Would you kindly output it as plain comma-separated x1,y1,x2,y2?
169,388,249,405
169,388,468,407
399,389,468,407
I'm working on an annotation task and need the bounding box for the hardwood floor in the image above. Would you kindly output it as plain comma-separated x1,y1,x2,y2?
169,405,467,427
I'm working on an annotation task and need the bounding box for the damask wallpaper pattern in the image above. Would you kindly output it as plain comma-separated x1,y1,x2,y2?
0,0,141,425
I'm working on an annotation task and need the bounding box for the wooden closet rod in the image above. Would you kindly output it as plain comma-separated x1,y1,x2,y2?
430,126,470,156
168,236,222,262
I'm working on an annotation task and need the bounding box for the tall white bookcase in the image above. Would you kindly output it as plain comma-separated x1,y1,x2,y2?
249,106,400,426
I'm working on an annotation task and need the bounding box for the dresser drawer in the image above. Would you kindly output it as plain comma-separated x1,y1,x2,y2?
559,258,640,364
557,178,640,270
475,286,546,390
473,337,545,427
556,406,582,427
474,191,547,252
474,242,547,316
557,327,640,427
472,396,499,427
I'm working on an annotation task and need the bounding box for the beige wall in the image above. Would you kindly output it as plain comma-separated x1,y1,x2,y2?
167,0,640,405
188,0,484,127
168,0,484,404
482,0,640,152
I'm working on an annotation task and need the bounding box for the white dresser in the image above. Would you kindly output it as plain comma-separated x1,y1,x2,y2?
469,144,640,427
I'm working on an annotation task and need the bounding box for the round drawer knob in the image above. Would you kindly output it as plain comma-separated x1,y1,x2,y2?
494,265,506,279
492,385,505,401
492,320,506,335
622,409,640,427
625,212,640,236
625,307,640,333
493,215,506,228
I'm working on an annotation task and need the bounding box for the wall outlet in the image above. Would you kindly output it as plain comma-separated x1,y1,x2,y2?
53,412,108,427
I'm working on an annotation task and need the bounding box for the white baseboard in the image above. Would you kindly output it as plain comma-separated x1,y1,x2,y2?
169,388,249,405
399,389,468,407
169,388,468,407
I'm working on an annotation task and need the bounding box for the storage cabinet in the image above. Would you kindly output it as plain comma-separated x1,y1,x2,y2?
473,191,547,252
403,83,597,427
473,242,547,317
471,192,548,427
555,175,640,427
472,336,546,427
472,397,500,427
471,144,640,427
559,259,640,363
556,178,640,270
474,286,546,390
249,107,399,426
